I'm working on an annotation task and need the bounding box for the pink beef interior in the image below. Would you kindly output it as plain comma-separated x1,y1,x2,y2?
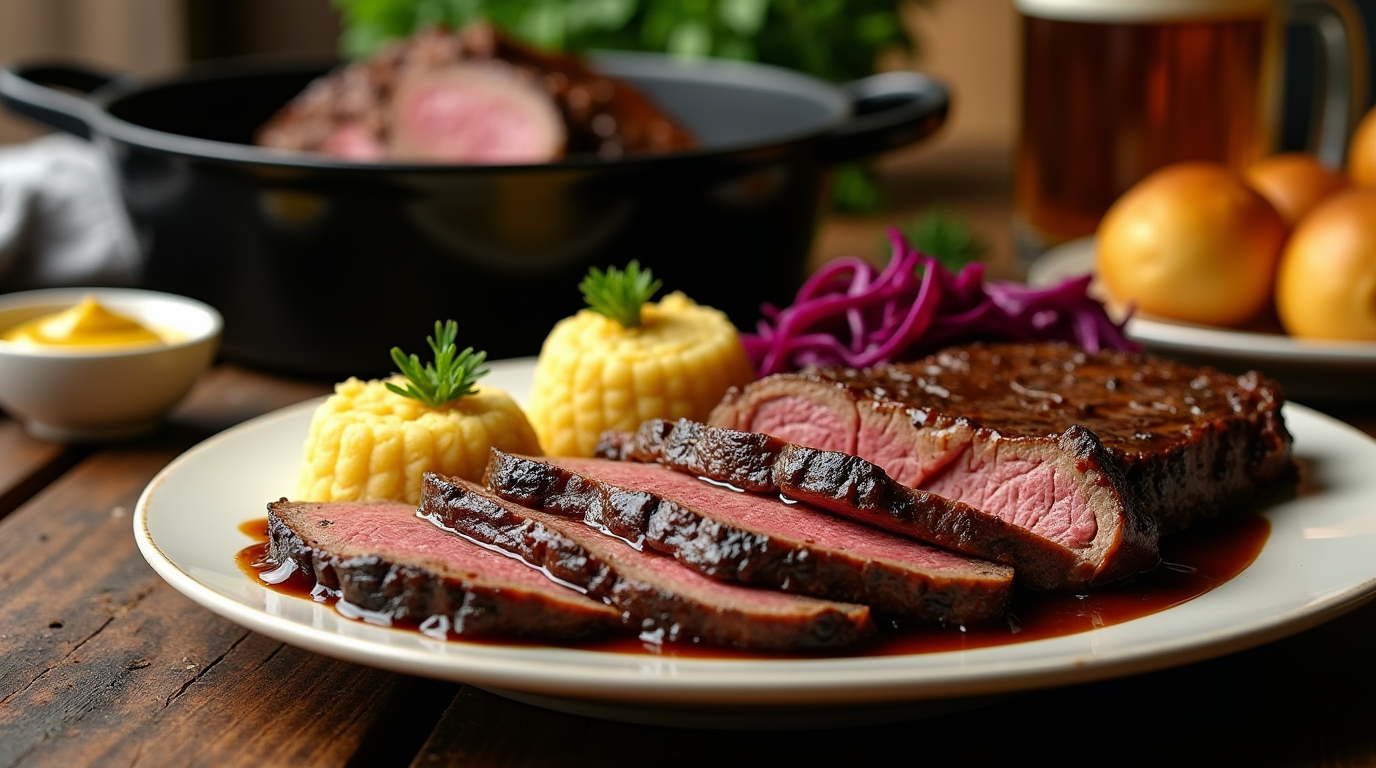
555,458,984,570
919,447,1099,549
294,501,573,588
389,64,565,164
322,123,387,161
853,409,970,488
751,397,854,455
747,396,1100,551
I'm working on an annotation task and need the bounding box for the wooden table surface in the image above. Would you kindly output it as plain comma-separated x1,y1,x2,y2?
3,159,1376,766
2,364,1374,768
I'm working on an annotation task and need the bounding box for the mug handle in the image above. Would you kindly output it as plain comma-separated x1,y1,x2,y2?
819,71,951,164
1292,0,1369,167
0,63,119,140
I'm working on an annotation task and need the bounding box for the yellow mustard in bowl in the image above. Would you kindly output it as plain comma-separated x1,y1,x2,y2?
1,294,168,350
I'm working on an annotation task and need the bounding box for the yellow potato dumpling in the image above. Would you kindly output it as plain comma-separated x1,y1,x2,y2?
1275,188,1376,341
1347,104,1376,188
296,376,541,505
1244,152,1349,227
527,291,757,457
1096,161,1287,328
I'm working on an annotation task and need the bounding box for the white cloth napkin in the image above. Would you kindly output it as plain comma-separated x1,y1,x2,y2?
0,133,138,291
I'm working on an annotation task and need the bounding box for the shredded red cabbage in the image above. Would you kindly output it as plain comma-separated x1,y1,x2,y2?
743,228,1139,376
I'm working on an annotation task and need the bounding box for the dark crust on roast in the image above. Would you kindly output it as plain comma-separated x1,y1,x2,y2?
420,474,875,651
602,418,1153,590
266,499,623,640
482,450,1013,624
711,341,1296,535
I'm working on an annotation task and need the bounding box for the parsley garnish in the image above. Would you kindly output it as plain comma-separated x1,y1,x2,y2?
579,260,662,328
898,209,989,272
386,320,488,407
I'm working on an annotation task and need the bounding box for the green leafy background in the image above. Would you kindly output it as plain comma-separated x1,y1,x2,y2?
331,0,927,211
332,0,917,83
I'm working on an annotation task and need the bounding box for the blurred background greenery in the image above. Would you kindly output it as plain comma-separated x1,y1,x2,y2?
330,0,928,212
332,0,920,83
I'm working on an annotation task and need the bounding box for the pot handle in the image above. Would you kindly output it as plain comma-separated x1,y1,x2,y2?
0,63,119,140
820,71,950,165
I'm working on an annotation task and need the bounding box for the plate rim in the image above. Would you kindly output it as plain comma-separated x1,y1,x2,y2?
1029,236,1376,365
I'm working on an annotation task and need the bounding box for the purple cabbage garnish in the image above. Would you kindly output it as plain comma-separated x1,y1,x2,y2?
742,228,1139,376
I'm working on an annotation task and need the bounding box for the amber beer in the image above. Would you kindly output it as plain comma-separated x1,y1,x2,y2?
1014,0,1283,258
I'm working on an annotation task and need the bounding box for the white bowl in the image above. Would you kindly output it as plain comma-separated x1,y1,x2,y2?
0,288,222,442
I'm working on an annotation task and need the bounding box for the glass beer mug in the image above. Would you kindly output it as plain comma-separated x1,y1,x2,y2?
1013,0,1368,260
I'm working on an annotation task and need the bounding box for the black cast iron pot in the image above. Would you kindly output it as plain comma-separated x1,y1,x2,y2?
0,53,947,380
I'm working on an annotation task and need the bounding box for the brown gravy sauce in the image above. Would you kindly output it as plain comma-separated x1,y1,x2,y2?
237,511,1269,659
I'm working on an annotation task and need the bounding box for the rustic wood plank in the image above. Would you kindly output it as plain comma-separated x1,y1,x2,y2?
0,362,326,524
0,367,453,768
0,570,456,766
413,598,1376,768
0,420,87,523
166,364,331,435
0,364,326,700
0,582,454,768
0,445,177,701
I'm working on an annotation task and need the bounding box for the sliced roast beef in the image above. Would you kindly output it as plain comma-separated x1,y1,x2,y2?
387,62,567,163
596,418,1146,590
420,474,875,651
709,342,1295,539
256,23,697,162
482,450,1012,623
266,498,624,640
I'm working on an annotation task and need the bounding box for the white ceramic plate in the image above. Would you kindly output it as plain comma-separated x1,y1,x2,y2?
1028,237,1376,402
134,358,1376,728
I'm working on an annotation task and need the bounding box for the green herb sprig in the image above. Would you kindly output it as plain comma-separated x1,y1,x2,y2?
387,320,488,407
579,260,662,328
896,209,990,272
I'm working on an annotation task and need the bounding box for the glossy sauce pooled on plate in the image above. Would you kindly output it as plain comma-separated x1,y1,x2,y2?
236,509,1268,659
